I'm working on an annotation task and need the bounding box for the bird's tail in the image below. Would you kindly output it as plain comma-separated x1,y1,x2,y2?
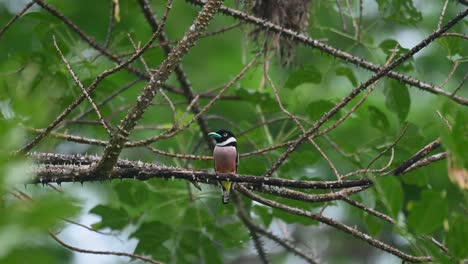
221,181,232,204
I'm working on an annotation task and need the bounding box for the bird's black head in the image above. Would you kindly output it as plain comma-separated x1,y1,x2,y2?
208,129,237,146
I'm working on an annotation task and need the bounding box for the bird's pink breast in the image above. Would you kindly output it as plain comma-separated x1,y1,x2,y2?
213,146,237,173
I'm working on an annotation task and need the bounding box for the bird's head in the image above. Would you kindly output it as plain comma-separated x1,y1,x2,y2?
208,129,237,146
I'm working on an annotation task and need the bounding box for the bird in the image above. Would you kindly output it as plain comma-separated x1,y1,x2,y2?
208,129,238,204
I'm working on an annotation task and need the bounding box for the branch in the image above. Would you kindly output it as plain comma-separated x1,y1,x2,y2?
29,152,371,189
391,139,441,176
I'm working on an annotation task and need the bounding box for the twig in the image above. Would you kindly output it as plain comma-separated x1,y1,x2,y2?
400,152,447,174
441,32,468,40
438,0,450,30
436,110,453,130
61,218,122,239
362,123,408,170
390,139,441,176
336,0,347,32
247,184,370,203
344,0,359,37
357,0,363,41
49,231,162,264
340,196,395,224
437,61,460,89
341,148,394,179
72,78,141,121
451,73,468,97
53,36,112,136
422,235,449,253
103,0,116,48
0,0,36,41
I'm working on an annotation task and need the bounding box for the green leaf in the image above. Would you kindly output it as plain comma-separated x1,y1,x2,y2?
234,88,277,111
379,39,413,72
376,0,422,24
284,65,322,89
335,67,358,86
437,37,463,59
210,222,250,248
417,238,453,264
368,105,390,131
445,213,468,259
130,221,173,259
375,176,403,218
252,205,273,226
407,191,448,234
21,195,80,229
383,79,411,124
89,205,129,230
113,180,149,209
401,168,428,187
364,213,383,236
201,235,223,263
306,100,338,121
439,107,468,168
0,246,71,264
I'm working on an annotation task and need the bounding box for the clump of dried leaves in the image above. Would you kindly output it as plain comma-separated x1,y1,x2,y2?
251,0,311,65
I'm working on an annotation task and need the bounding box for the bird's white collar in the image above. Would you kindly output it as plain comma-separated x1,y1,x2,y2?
216,136,237,146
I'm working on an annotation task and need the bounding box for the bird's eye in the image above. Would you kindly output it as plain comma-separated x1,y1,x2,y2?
223,133,228,137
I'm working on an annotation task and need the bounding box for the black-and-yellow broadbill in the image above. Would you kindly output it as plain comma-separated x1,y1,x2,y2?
208,129,238,204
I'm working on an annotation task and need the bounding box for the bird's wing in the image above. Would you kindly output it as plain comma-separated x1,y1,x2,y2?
236,147,239,173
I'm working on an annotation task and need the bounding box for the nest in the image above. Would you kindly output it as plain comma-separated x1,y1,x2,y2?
251,0,311,65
